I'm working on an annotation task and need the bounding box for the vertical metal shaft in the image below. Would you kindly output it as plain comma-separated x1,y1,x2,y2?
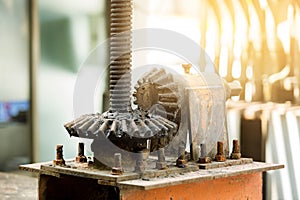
114,153,122,168
109,0,133,113
54,144,65,166
78,142,85,156
200,143,206,157
217,141,224,155
56,145,64,160
76,142,87,163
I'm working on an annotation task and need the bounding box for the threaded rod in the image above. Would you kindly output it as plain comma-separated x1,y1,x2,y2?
109,0,132,113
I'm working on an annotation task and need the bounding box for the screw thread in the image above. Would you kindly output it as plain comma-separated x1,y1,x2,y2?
217,141,224,155
158,148,165,162
114,153,122,168
178,144,185,159
56,145,64,160
200,144,207,157
109,0,133,113
78,142,84,156
232,140,240,153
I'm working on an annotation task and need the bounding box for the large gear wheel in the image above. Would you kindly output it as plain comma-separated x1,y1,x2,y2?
133,68,181,124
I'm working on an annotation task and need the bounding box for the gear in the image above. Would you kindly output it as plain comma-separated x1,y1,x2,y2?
133,68,181,124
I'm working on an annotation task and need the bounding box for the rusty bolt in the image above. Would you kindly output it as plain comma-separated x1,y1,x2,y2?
215,141,226,162
111,153,123,175
198,144,211,164
134,151,146,173
156,148,167,170
176,144,187,168
199,157,212,163
76,142,87,163
230,139,241,159
53,144,66,166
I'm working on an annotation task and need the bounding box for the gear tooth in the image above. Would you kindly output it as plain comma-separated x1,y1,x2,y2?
151,73,172,84
137,79,144,85
141,68,158,81
158,92,178,102
148,69,166,82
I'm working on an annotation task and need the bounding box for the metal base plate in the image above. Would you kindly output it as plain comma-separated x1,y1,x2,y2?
20,156,284,190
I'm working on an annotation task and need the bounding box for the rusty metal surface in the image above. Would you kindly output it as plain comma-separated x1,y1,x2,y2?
20,157,199,184
198,158,253,169
118,162,284,190
19,159,283,195
120,173,263,200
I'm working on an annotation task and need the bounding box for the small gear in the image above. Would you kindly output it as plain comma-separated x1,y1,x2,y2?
133,68,181,124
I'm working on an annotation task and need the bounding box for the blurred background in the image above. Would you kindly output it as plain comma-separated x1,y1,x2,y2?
0,0,299,199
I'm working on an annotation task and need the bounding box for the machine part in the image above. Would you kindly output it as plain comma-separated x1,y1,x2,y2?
111,153,123,175
64,0,241,170
230,139,241,159
64,0,180,160
133,68,181,123
176,144,187,168
53,145,65,166
156,148,167,170
198,157,212,164
215,141,226,162
76,143,87,163
198,144,212,164
134,151,148,173
223,80,243,99
133,65,242,160
109,0,132,113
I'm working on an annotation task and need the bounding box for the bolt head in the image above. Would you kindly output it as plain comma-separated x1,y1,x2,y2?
198,157,212,164
53,159,65,166
230,153,241,159
111,167,123,175
76,156,87,163
215,155,226,162
176,159,187,168
156,162,168,170
134,166,145,173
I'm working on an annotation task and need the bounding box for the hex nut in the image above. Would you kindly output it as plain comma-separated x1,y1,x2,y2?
53,159,65,166
111,167,123,175
198,157,212,164
76,156,87,163
156,162,168,170
230,152,241,159
215,154,226,162
176,159,187,168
